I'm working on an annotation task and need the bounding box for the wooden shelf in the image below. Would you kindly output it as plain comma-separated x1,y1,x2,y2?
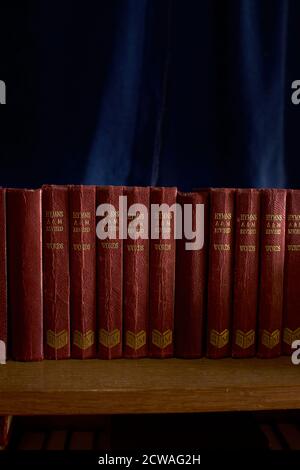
0,357,299,415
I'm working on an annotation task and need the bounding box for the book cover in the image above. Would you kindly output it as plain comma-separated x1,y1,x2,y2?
174,191,208,358
70,185,96,359
0,190,7,364
283,190,300,355
149,187,177,358
7,189,43,361
123,187,149,358
207,188,235,359
258,189,287,358
232,189,260,358
42,185,70,359
97,186,123,359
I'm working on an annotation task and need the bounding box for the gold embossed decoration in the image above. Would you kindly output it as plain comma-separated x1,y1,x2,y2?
73,330,94,350
261,329,280,349
235,329,255,349
99,329,120,349
283,327,300,345
47,330,68,350
126,330,146,350
151,329,172,349
209,329,229,348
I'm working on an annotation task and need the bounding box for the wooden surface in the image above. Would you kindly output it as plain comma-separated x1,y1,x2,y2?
0,357,299,415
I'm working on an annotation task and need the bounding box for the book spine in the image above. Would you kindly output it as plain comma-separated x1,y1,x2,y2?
283,190,300,355
149,187,177,358
0,190,7,364
123,187,149,358
258,189,287,358
70,186,96,359
42,186,70,359
174,191,208,358
207,189,235,359
232,189,260,358
97,186,123,359
7,189,43,361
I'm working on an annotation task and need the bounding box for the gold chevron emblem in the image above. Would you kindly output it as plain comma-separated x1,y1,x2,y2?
210,329,229,348
151,329,172,349
261,329,280,349
73,330,94,350
126,330,146,350
235,329,255,349
47,329,68,350
99,328,120,349
283,327,300,345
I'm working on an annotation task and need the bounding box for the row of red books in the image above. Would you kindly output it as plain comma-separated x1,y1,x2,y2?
0,185,299,361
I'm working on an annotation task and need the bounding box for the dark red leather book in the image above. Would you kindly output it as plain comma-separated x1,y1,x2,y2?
149,187,177,358
0,190,7,364
232,189,260,358
258,189,287,358
97,186,123,359
283,190,300,355
123,187,149,358
7,189,43,361
207,188,235,359
42,185,70,359
69,185,96,359
174,191,208,358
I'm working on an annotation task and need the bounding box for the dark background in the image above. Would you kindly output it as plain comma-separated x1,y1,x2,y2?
0,0,299,190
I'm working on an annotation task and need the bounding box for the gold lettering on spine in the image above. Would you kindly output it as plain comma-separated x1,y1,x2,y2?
45,210,65,234
287,214,300,234
239,213,257,235
240,245,256,252
214,212,232,234
213,244,230,251
72,211,91,233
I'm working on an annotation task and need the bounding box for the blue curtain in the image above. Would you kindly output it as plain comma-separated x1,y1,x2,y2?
1,0,299,189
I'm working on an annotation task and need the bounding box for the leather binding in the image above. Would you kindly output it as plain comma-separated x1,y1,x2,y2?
207,188,235,359
174,191,208,358
149,187,177,358
97,186,123,359
42,185,70,359
0,190,7,363
283,190,300,355
69,185,96,359
123,187,149,358
258,189,287,358
7,189,43,361
232,189,260,358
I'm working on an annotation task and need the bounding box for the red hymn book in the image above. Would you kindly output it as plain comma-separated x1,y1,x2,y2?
42,185,70,359
7,189,43,361
69,185,96,359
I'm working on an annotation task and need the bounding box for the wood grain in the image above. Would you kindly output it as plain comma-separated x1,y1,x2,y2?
0,358,299,415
